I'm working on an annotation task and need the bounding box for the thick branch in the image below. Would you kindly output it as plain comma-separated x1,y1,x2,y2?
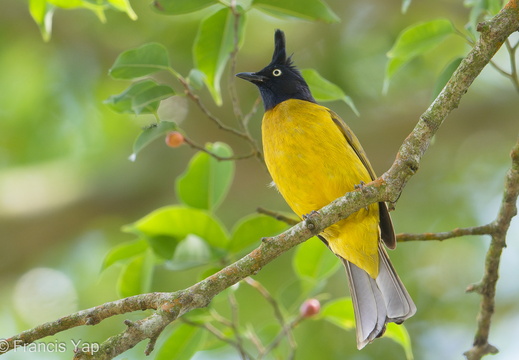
1,292,172,356
383,0,519,199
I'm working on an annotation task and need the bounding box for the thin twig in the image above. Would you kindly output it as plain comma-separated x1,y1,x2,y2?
242,97,262,128
227,291,249,360
228,0,244,125
183,135,257,161
178,77,250,139
244,278,288,331
489,59,512,77
182,318,251,360
171,5,264,165
244,278,297,358
245,324,266,354
454,26,476,46
256,207,299,226
181,319,231,345
488,39,519,92
260,316,303,360
226,1,265,164
177,75,264,163
396,224,494,242
505,39,519,92
209,308,234,328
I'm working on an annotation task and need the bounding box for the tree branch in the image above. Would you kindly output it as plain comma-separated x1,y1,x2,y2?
2,2,518,359
464,137,519,360
396,225,494,242
256,207,299,226
183,134,257,161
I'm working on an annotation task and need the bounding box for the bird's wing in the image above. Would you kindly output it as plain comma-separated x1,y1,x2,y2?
327,109,396,249
327,109,376,180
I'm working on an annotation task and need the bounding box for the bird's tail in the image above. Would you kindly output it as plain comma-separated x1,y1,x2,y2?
342,243,416,349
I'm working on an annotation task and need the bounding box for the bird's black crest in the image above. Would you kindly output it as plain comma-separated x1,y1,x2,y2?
270,29,294,68
235,29,314,110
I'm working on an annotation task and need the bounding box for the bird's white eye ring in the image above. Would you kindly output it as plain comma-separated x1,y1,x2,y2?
272,69,282,76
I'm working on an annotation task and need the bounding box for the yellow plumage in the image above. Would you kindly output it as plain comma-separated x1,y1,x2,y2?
262,99,380,278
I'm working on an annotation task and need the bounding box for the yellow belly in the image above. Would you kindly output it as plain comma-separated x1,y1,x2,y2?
262,99,380,278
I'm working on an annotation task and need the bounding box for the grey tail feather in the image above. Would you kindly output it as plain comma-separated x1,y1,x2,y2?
343,259,386,349
342,243,416,349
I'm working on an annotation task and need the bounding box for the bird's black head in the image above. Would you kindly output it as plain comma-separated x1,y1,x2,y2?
236,29,315,111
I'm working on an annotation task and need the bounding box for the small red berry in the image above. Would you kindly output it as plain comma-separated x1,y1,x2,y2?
165,131,184,148
300,298,320,318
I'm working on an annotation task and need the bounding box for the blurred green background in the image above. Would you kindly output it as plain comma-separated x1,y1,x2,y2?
1,0,518,359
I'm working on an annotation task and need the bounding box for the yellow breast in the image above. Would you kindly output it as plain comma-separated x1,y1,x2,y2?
262,99,380,277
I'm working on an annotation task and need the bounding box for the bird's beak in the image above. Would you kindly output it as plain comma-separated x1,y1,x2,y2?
235,72,266,83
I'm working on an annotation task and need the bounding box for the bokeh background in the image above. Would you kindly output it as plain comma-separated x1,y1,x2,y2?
1,0,518,359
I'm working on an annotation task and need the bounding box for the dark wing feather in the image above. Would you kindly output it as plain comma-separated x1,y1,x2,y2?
327,110,396,249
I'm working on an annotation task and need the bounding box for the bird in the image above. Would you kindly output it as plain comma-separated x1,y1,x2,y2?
236,29,416,349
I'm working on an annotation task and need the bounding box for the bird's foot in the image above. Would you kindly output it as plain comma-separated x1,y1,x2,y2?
354,181,366,190
302,210,319,231
302,210,319,220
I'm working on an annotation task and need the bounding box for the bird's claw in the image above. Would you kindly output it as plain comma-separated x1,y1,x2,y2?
302,210,319,220
354,181,366,190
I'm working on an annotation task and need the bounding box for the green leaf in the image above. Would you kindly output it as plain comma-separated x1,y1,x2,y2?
301,68,359,116
132,84,175,114
383,57,406,93
126,205,230,250
29,0,47,23
105,80,156,114
108,0,138,20
168,234,212,270
29,0,54,42
85,4,107,23
176,142,234,211
102,239,148,270
385,323,414,360
109,43,170,80
385,19,454,90
432,57,463,100
105,80,175,115
131,121,178,160
147,235,181,260
155,323,206,360
387,19,454,59
48,0,82,8
151,0,217,15
401,0,412,13
252,0,339,23
228,214,289,253
29,0,137,41
117,250,154,297
321,297,355,330
187,69,205,90
194,7,245,105
293,237,341,282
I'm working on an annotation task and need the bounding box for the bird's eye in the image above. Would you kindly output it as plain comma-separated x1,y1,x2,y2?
272,69,282,76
